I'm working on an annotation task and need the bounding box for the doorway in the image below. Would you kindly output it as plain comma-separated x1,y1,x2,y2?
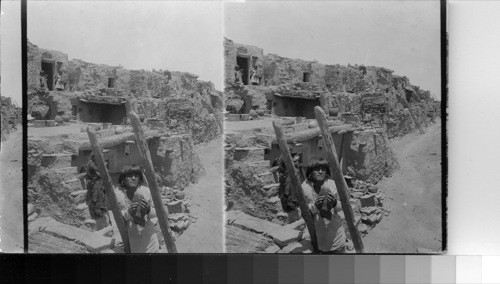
236,56,250,85
41,61,55,90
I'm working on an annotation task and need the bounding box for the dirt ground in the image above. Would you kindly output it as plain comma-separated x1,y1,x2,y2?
175,137,224,253
363,118,442,253
0,127,24,253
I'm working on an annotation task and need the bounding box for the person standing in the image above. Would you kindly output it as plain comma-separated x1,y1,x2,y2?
115,166,159,253
79,153,111,231
250,65,260,85
234,65,243,85
302,159,349,253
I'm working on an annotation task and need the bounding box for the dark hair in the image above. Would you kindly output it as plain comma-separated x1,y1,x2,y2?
118,165,144,186
305,159,331,181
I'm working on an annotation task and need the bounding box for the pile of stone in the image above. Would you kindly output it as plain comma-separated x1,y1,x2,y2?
161,187,192,234
347,179,386,235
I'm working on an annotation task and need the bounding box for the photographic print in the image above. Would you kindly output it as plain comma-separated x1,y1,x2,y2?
26,1,224,253
224,1,443,253
0,0,23,253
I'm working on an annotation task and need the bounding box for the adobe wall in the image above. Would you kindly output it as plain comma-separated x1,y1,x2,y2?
224,38,265,86
262,54,325,86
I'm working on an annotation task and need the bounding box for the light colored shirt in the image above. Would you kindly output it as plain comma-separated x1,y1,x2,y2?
302,179,346,252
115,185,159,253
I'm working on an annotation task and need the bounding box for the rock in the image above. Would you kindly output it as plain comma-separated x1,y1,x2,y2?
267,186,279,197
231,211,302,247
55,115,64,124
279,239,313,254
354,214,361,225
181,200,190,213
269,196,281,204
28,203,35,216
76,203,88,211
376,213,383,222
368,185,378,193
263,183,279,190
28,212,38,222
172,220,190,231
97,226,114,237
28,217,54,235
264,244,280,253
383,211,389,217
43,218,114,252
240,114,250,121
276,212,287,219
285,219,305,231
114,126,126,134
308,120,318,128
349,199,361,212
357,223,368,234
174,191,186,200
360,194,376,207
360,206,378,215
166,200,183,214
168,213,188,222
70,190,87,198
351,192,364,199
249,109,258,118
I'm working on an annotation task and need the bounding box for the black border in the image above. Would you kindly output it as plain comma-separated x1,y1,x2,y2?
21,0,28,254
440,0,448,253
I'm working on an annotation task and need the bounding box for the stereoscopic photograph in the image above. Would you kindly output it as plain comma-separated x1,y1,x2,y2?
25,1,224,253
0,0,23,253
223,1,443,253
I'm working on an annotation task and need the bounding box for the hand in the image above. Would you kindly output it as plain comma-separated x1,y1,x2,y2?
314,196,325,211
326,193,337,209
128,202,139,216
140,198,151,216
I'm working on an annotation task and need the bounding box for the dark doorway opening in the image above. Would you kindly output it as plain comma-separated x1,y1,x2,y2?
42,61,55,90
80,102,126,125
303,72,311,82
108,78,116,88
236,56,250,85
405,90,412,103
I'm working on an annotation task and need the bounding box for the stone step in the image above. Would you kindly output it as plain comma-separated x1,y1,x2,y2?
40,218,115,252
226,210,302,247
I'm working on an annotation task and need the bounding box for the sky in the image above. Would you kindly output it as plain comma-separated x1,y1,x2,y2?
1,0,22,106
27,1,224,90
225,1,441,98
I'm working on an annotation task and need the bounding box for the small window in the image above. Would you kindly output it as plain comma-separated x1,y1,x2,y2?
108,78,116,88
303,72,311,82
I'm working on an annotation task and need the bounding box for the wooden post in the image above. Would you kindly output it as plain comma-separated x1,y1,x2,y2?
314,106,364,253
86,126,131,253
128,111,177,253
272,121,318,251
397,94,424,134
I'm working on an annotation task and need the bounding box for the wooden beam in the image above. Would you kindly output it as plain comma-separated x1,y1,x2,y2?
272,121,318,251
86,126,131,253
128,111,177,253
314,106,364,253
272,124,360,144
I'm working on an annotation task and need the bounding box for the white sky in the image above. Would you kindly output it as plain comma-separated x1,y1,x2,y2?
225,1,441,98
27,1,223,90
1,0,22,106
